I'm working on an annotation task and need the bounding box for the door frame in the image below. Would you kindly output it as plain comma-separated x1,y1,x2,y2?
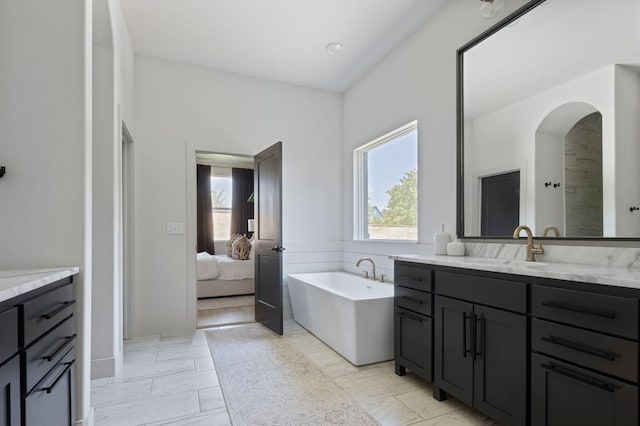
185,141,266,328
122,122,135,340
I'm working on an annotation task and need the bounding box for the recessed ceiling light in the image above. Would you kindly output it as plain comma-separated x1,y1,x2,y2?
325,42,344,55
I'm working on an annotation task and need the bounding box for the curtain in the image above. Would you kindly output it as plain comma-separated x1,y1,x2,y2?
231,168,254,236
196,164,216,254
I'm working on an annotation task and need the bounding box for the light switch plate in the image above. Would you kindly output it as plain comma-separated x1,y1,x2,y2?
166,222,185,235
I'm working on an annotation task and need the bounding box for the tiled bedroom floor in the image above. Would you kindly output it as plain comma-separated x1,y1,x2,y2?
91,321,497,426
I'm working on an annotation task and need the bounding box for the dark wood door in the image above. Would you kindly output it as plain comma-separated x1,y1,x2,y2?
481,171,519,237
473,305,527,426
394,307,432,382
531,353,637,426
0,356,20,426
254,142,284,335
434,296,473,405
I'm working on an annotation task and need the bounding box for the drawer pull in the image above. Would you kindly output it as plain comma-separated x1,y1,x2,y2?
37,360,75,394
42,334,77,362
40,300,76,320
400,311,425,323
541,336,617,361
541,301,615,319
541,363,614,392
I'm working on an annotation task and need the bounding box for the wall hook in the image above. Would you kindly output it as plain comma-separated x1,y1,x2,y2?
0,166,5,178
630,206,639,212
544,182,552,187
553,182,561,188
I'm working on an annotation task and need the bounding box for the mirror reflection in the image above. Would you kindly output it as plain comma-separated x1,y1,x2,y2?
462,0,640,238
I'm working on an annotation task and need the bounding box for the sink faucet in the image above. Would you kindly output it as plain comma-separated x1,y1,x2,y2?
513,225,544,262
543,225,560,237
356,257,376,280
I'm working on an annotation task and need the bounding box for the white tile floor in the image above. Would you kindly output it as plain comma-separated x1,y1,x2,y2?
91,321,497,426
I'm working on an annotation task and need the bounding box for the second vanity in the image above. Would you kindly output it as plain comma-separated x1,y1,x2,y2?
392,255,640,426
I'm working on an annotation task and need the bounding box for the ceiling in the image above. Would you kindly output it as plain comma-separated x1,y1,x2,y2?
464,0,640,119
120,0,449,92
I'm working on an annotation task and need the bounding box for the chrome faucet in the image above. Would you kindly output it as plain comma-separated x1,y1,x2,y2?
356,257,376,280
543,225,560,237
513,225,544,262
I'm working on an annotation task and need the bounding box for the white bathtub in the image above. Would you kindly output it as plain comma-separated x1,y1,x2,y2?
287,272,394,366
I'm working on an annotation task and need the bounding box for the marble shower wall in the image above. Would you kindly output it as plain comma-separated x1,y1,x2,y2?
564,112,603,236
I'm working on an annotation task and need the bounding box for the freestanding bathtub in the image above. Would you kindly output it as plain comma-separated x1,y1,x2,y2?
287,272,394,366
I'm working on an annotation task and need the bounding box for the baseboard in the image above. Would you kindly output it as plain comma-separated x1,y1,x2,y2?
76,407,94,426
134,318,195,337
91,357,116,379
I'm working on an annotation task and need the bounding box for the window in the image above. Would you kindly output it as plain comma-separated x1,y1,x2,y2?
355,121,418,241
210,169,232,241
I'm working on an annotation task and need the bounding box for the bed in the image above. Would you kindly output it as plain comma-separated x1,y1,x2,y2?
196,252,255,298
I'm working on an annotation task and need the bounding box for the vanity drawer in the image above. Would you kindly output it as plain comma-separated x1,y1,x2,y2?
25,347,75,426
532,319,637,383
23,281,75,347
532,285,638,339
395,286,431,316
435,271,526,313
25,315,76,393
0,307,19,365
395,262,432,292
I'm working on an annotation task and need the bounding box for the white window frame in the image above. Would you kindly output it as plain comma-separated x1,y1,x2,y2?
353,120,418,241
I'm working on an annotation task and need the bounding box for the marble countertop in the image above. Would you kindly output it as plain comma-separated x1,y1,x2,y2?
391,254,640,290
0,267,80,303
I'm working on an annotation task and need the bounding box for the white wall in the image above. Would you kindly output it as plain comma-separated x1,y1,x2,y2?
342,0,528,260
614,66,640,236
91,0,135,379
133,55,342,335
0,0,93,423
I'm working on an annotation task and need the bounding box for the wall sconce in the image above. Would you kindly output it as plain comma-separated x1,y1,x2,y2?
480,0,504,19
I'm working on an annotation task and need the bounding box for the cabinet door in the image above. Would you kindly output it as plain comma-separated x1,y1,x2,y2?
395,307,432,381
0,356,21,426
473,305,527,426
532,353,638,426
434,296,473,405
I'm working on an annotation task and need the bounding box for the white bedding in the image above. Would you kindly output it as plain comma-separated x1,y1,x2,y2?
197,252,254,281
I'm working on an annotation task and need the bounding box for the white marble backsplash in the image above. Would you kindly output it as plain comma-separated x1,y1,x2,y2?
465,242,640,269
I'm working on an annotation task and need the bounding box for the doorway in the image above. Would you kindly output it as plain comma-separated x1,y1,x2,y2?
480,171,520,237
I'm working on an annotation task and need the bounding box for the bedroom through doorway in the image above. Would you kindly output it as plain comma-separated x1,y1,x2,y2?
195,152,256,328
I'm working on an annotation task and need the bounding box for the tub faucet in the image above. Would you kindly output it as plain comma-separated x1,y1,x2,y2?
356,257,376,281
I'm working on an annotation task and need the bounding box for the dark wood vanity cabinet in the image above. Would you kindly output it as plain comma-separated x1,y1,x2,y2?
394,262,433,382
393,260,640,426
433,271,527,426
0,276,76,426
531,284,639,426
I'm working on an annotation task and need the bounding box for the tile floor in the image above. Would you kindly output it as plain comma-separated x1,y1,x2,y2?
196,295,255,329
91,321,497,426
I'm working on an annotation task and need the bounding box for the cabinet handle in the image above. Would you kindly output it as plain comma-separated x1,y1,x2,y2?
42,334,77,362
462,312,471,358
541,301,615,319
400,311,425,323
541,336,617,361
37,360,75,394
475,315,484,360
40,300,76,320
541,363,615,393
